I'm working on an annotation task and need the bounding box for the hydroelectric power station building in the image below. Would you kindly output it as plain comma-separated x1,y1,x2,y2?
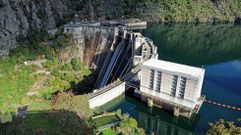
140,59,205,118
63,21,205,119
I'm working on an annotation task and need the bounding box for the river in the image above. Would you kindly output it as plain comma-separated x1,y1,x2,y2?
109,24,241,134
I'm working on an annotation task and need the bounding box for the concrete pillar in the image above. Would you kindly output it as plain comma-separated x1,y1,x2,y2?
187,111,192,119
147,98,154,107
174,106,180,117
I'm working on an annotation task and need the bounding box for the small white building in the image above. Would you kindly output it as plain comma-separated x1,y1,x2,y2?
140,59,205,118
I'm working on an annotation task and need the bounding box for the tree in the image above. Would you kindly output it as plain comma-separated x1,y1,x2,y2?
207,119,241,135
52,92,90,118
118,115,145,135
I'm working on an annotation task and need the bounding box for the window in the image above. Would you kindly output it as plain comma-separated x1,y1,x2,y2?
155,71,162,92
171,75,178,97
149,69,155,90
179,77,187,99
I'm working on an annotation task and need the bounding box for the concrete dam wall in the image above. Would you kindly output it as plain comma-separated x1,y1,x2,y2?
82,27,116,69
64,25,118,73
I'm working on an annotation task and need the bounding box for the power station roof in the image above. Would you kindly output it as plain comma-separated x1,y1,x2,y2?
142,59,205,78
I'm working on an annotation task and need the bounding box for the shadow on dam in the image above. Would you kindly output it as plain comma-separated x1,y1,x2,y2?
71,34,133,94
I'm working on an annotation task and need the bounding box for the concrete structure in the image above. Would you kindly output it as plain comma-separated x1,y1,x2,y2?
64,22,118,45
133,33,158,66
65,22,205,119
102,18,147,30
140,59,205,118
89,81,126,109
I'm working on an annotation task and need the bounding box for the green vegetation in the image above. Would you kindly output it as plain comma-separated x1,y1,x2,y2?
0,59,37,113
119,117,137,129
94,0,241,23
71,57,82,71
52,92,90,118
0,31,93,117
1,110,93,135
28,100,52,111
207,119,241,135
100,128,116,135
91,110,146,135
115,114,145,135
1,92,93,135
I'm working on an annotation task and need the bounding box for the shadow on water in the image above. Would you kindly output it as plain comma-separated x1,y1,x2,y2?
0,110,93,135
141,23,241,66
106,92,200,135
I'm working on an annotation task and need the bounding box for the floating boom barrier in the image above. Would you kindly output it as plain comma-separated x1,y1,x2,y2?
205,100,241,111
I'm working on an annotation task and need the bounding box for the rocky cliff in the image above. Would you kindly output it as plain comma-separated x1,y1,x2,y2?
0,0,87,56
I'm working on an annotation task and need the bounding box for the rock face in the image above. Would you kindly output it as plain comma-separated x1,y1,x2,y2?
0,0,75,56
1,0,241,56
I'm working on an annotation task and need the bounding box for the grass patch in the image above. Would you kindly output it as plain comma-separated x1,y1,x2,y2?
100,128,116,135
0,58,37,113
28,100,52,112
2,110,92,135
2,94,93,134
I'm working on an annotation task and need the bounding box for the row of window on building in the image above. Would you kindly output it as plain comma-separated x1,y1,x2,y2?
148,70,187,99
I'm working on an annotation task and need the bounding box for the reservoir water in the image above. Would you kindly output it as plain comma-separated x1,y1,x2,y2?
109,24,241,134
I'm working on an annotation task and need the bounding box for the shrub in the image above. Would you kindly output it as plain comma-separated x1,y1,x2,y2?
52,93,90,118
45,77,71,91
44,58,59,70
39,88,55,100
45,49,57,60
207,119,241,135
115,109,122,119
100,128,116,135
118,115,145,135
51,70,62,78
61,63,73,71
128,118,138,129
44,60,54,70
71,58,82,71
62,73,75,82
21,96,31,105
0,112,13,124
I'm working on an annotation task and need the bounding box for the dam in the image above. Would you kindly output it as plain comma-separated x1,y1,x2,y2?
64,21,205,119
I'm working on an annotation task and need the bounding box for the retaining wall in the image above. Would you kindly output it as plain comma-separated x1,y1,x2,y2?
89,82,126,109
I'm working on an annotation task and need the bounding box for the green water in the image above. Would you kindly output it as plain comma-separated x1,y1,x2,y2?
109,24,241,134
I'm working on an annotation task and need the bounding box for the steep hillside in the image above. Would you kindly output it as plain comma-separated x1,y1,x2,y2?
1,0,241,56
0,0,87,56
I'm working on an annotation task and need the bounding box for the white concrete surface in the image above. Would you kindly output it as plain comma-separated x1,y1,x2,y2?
143,59,205,79
89,82,126,109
